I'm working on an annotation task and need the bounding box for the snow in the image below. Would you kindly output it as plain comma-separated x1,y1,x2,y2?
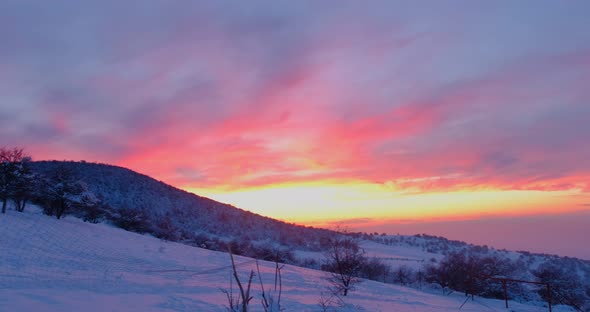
0,208,572,311
361,240,440,270
295,240,439,272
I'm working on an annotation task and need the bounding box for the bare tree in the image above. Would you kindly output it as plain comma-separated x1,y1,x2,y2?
393,265,414,286
321,235,366,296
0,147,31,213
359,256,390,282
11,164,35,212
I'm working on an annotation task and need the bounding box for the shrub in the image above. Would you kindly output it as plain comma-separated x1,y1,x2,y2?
112,208,151,233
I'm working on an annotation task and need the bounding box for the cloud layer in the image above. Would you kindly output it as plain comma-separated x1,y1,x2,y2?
2,0,590,196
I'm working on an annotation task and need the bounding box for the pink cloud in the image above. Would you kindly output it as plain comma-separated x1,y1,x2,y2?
4,2,589,197
110,49,590,195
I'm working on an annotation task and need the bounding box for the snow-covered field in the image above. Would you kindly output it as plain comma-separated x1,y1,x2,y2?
0,209,569,311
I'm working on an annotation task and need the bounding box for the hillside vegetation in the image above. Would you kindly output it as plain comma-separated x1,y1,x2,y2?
30,161,333,258
1,152,588,310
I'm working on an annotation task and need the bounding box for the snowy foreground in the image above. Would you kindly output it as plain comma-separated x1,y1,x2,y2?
0,209,570,312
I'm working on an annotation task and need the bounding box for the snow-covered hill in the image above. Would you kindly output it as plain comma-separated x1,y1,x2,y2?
0,208,573,311
29,161,333,255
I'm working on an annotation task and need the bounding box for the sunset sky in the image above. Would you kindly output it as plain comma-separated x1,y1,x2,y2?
1,1,589,259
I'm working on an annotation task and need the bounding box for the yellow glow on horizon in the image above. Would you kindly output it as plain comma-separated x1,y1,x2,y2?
185,182,584,226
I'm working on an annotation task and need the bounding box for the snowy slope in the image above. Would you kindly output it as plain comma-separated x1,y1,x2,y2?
28,161,333,253
0,209,571,312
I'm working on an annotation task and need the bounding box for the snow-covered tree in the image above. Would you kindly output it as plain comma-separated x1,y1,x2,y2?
534,261,588,311
39,164,92,219
424,251,519,298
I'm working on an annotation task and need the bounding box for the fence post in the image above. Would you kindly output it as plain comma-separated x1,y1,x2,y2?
546,283,552,312
502,279,508,309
